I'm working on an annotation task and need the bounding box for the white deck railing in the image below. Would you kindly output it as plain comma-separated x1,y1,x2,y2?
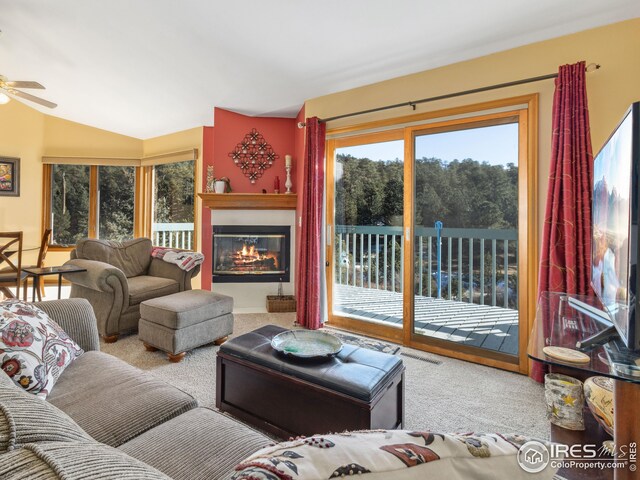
335,224,518,309
152,223,194,250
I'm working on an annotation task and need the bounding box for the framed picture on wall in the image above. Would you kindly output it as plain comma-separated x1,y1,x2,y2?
0,157,20,196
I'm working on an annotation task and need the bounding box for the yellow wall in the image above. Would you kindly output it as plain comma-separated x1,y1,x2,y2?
44,116,142,158
0,101,203,277
305,18,640,255
0,99,45,266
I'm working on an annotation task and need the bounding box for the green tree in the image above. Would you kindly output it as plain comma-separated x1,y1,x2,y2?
153,161,195,223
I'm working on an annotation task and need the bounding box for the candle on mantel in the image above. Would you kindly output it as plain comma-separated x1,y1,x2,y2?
274,176,280,193
285,155,292,167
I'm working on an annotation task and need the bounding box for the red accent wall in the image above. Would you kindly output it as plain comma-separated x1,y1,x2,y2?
212,108,296,193
200,108,298,290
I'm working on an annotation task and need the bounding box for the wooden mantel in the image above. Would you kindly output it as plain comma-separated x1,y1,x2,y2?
199,193,297,210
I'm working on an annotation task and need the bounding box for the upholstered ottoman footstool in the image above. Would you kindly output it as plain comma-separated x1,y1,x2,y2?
139,290,233,362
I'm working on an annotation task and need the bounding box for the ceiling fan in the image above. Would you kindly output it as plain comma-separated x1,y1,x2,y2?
0,75,57,108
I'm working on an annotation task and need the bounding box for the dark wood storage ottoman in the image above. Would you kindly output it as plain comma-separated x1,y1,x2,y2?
216,325,404,438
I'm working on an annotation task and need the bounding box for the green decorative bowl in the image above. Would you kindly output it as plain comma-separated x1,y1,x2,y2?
271,330,343,359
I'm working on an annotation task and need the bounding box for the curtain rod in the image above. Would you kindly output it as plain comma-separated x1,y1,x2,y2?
298,63,600,127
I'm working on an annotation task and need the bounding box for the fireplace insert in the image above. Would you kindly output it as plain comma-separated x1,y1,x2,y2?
212,225,290,283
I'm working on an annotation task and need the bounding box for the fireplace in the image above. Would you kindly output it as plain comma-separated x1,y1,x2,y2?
212,225,290,283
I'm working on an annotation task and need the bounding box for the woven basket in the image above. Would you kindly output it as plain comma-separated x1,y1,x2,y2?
266,295,296,313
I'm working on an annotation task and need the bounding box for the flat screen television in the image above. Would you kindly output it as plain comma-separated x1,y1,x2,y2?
590,101,640,351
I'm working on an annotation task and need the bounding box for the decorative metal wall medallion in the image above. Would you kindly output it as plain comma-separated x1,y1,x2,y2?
229,128,279,184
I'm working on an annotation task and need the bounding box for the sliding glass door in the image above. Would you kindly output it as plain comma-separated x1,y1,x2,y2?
327,131,405,341
326,97,537,372
410,117,521,362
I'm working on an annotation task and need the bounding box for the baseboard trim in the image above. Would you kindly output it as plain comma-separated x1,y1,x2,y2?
233,307,268,314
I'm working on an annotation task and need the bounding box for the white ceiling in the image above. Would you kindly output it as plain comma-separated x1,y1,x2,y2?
1,1,639,139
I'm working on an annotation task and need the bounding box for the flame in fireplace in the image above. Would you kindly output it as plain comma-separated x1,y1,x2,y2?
235,243,278,269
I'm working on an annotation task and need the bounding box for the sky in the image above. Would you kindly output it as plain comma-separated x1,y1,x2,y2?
337,123,519,166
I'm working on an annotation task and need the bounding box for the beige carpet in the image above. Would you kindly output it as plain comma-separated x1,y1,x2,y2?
101,313,549,439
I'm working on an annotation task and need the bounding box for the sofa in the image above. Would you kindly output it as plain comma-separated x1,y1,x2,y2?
0,299,560,480
63,238,200,342
0,298,271,480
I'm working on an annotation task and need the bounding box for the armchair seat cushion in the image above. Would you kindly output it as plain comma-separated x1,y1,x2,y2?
127,276,179,306
47,351,197,447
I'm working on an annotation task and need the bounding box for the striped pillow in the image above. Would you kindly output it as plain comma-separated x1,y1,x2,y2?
0,441,170,479
0,374,92,451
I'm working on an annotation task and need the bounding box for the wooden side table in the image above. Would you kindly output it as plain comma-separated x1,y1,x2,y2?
23,265,87,301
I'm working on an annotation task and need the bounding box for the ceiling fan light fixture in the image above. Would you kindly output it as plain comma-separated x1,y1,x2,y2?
0,92,9,105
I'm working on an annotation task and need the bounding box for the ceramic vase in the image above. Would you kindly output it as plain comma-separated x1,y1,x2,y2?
544,373,585,431
214,180,226,193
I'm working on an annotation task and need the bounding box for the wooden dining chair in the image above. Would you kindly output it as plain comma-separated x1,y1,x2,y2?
0,231,27,300
22,228,52,301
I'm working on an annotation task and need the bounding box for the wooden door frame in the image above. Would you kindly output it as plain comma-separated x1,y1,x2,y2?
325,131,405,344
325,94,538,374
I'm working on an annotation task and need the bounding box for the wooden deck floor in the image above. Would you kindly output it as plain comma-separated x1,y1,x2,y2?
334,285,519,356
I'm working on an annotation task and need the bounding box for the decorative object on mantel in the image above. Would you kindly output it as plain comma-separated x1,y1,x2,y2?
0,156,20,197
214,178,232,193
285,154,293,194
205,165,215,193
229,128,279,184
205,165,232,193
544,373,585,431
266,280,296,312
274,176,280,194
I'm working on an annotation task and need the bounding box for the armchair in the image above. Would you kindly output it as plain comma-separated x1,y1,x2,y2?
63,238,200,342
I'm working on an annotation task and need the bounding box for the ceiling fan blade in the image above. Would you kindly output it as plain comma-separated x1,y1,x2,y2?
9,89,57,108
5,81,45,89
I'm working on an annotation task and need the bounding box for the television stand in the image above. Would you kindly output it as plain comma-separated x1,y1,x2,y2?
529,292,640,480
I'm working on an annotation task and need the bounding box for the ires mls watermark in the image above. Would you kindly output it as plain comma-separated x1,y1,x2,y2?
517,441,638,473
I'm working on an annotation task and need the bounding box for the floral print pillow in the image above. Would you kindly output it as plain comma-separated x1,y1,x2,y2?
233,430,549,480
0,300,83,398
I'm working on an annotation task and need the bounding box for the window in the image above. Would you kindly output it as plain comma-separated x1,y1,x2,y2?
51,165,90,245
151,160,195,250
45,164,137,247
97,166,135,241
43,151,198,250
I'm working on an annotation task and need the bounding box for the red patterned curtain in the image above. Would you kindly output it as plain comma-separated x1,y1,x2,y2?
531,61,594,382
296,117,326,329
